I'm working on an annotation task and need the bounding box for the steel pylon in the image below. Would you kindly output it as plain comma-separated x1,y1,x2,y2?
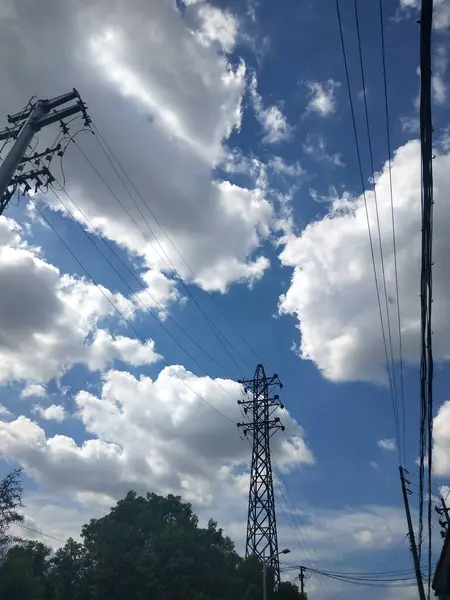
237,364,285,587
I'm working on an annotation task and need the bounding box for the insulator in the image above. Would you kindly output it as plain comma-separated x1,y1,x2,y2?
280,404,284,410
274,394,279,400
279,383,283,389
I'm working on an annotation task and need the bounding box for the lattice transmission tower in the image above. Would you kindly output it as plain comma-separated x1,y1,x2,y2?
237,364,285,587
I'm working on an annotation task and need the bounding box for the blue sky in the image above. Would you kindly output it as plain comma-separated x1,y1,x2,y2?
1,0,450,599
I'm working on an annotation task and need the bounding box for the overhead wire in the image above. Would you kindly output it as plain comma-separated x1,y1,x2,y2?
378,0,407,464
71,134,249,378
334,0,401,462
47,184,235,380
45,185,251,412
354,0,401,464
89,122,264,369
15,522,66,544
28,197,237,426
271,455,338,600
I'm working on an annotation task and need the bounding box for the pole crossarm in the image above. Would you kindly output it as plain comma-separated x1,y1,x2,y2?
0,90,90,215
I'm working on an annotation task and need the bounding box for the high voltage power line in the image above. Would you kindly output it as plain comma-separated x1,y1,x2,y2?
71,133,251,378
90,122,264,368
378,0,406,463
353,0,400,464
334,0,403,466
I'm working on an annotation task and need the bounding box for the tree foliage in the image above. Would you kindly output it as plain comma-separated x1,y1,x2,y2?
0,468,24,558
0,489,306,600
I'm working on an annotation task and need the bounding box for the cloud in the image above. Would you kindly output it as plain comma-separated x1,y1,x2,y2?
378,438,396,451
433,401,450,475
279,138,450,382
0,404,11,417
400,115,419,134
303,135,344,167
305,80,340,117
0,215,159,385
269,156,304,177
194,4,238,53
20,384,47,399
250,75,292,144
33,404,66,423
399,0,450,29
432,45,448,105
0,366,313,508
0,0,273,295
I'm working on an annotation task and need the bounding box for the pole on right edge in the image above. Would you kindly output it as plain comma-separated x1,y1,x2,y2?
399,466,426,600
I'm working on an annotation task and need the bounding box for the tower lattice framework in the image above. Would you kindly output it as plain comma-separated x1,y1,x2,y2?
237,364,285,587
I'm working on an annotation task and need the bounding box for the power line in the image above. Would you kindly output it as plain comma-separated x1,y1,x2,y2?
334,0,401,463
29,197,238,426
271,456,338,600
378,0,406,465
46,172,253,419
15,522,66,544
48,184,235,381
75,131,252,377
353,0,401,464
89,123,264,369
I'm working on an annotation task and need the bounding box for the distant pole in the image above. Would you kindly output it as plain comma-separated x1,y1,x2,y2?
440,497,450,529
299,566,305,596
435,497,450,538
399,466,426,600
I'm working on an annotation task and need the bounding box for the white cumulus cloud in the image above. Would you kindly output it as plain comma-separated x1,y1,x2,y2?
250,75,292,144
378,438,396,451
33,404,66,423
0,0,273,295
305,80,340,117
0,216,158,386
0,366,313,509
279,138,450,383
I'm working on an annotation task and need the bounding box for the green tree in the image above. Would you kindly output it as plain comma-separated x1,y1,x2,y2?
53,490,243,600
277,580,307,600
0,468,24,559
0,540,52,600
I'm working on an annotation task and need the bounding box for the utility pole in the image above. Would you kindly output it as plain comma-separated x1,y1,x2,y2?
237,364,286,588
0,90,90,215
435,497,450,538
399,466,426,600
299,566,306,597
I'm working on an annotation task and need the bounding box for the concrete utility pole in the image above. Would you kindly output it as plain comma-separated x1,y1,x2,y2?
299,566,306,596
435,497,450,538
399,466,426,600
0,90,90,215
263,548,290,600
